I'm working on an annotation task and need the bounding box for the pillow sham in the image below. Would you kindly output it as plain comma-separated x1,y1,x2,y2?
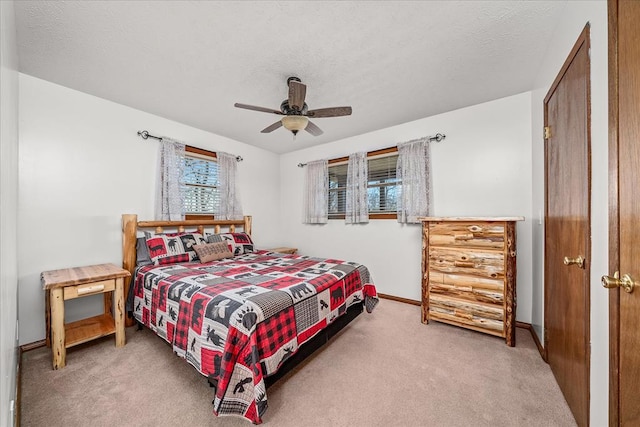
146,232,206,265
206,232,255,256
136,237,153,266
193,242,234,263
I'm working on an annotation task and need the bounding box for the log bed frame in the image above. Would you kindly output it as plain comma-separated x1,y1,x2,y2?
120,213,364,390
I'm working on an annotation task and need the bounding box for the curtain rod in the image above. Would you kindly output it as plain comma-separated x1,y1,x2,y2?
297,132,446,167
137,130,243,162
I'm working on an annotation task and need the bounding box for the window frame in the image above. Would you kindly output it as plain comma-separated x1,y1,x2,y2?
184,145,217,220
327,146,398,220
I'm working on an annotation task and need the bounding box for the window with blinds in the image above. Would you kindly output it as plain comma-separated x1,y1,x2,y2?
367,154,399,214
328,152,399,219
328,163,348,218
183,151,219,215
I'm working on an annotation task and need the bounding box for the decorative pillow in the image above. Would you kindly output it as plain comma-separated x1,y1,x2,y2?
136,237,153,266
193,242,234,263
206,232,255,256
146,232,206,265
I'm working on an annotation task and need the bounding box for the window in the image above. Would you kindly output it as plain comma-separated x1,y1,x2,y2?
367,154,399,214
328,148,399,219
183,146,219,217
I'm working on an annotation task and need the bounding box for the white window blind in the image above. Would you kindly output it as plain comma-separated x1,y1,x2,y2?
367,154,399,213
328,163,348,218
183,152,219,214
328,153,399,218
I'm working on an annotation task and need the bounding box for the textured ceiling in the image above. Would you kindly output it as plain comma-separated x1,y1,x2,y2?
14,1,567,154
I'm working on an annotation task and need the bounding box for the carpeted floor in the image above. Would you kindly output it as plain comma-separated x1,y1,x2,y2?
20,299,576,426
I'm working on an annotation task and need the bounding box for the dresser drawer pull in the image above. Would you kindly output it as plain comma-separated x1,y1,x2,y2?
454,234,473,241
454,261,475,268
77,284,105,295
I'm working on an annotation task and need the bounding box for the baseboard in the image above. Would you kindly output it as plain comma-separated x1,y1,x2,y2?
516,321,546,361
19,340,46,353
377,293,421,306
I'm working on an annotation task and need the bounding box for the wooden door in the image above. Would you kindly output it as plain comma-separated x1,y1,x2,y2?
544,25,591,427
608,1,640,425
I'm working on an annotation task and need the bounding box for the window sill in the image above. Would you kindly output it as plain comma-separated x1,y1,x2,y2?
185,214,215,220
328,213,397,220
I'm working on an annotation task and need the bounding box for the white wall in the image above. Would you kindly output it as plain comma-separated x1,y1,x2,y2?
1,1,20,425
279,93,534,322
530,2,608,425
18,74,282,345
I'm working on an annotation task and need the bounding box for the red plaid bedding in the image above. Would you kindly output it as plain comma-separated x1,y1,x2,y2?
131,250,378,424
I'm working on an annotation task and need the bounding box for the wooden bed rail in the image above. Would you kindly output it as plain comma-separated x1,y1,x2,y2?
121,214,253,327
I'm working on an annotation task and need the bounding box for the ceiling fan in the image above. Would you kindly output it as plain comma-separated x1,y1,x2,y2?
234,77,352,137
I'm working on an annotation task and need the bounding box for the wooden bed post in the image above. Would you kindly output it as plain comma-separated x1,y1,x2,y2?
244,215,252,236
122,214,137,327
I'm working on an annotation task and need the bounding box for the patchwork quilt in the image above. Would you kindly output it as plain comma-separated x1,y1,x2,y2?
131,250,378,424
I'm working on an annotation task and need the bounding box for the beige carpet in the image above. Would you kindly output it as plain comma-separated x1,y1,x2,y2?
21,300,576,426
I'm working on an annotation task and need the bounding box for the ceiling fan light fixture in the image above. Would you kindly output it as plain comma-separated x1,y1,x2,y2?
281,115,309,135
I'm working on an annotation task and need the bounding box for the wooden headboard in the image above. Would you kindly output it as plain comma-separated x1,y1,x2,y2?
121,213,252,326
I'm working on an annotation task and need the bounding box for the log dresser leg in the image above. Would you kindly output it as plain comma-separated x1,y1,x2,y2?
114,277,125,347
50,288,66,369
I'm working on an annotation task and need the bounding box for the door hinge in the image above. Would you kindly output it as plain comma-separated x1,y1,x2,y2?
544,126,551,140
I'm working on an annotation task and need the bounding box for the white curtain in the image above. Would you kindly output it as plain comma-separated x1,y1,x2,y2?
155,138,185,221
346,151,369,224
397,137,433,223
216,151,243,220
304,159,328,224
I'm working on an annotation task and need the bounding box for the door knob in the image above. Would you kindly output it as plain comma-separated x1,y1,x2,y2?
601,271,636,293
563,255,585,269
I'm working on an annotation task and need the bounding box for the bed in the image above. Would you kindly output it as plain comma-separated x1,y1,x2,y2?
121,214,378,424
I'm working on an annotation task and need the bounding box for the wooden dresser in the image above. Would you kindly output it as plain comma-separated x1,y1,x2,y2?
418,217,524,346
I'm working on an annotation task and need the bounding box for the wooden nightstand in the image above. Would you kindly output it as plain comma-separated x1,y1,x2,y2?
42,263,130,369
266,247,298,254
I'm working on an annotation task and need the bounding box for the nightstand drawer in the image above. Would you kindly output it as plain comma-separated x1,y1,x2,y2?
63,279,115,300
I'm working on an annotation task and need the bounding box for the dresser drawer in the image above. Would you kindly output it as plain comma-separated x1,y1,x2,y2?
429,295,504,334
428,276,504,305
429,222,505,250
63,279,115,300
429,247,504,281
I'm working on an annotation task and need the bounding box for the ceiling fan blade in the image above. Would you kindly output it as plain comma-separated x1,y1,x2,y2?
260,120,283,133
235,103,283,115
305,120,324,136
288,81,307,111
306,106,352,118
